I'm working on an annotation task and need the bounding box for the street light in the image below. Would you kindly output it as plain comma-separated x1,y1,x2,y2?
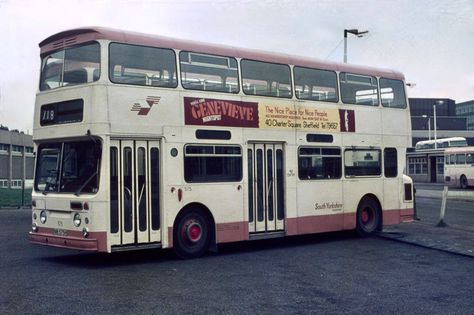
421,114,431,140
433,100,444,149
343,29,369,63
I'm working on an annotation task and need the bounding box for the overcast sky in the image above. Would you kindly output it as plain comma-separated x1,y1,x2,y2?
0,0,473,133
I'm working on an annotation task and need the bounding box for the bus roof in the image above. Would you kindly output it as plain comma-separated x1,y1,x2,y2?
415,137,467,146
444,146,474,154
39,26,405,80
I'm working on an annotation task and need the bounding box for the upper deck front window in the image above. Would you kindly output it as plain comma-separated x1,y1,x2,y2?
40,43,101,91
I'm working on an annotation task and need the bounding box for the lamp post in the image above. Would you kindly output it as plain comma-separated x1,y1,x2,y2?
433,100,444,149
421,115,431,140
343,29,369,63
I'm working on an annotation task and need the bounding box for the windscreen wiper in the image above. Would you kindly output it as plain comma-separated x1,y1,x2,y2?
74,170,97,196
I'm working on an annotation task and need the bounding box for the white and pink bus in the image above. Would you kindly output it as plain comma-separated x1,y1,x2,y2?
29,27,414,258
444,146,474,189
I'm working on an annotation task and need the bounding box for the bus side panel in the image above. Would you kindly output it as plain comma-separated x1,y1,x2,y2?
342,178,384,229
292,181,344,235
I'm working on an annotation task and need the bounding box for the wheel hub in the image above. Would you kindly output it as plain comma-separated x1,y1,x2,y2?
361,209,370,224
186,221,202,243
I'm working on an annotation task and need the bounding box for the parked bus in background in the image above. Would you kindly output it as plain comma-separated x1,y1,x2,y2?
415,137,467,151
445,146,474,189
29,27,414,258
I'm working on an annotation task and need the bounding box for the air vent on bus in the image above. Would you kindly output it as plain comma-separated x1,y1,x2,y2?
64,37,77,46
52,41,63,49
51,37,78,50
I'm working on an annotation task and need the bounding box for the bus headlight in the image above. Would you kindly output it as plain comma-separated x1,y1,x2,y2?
73,213,81,227
82,227,89,238
40,211,47,224
32,223,38,232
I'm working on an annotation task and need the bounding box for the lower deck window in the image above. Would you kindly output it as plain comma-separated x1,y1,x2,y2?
184,145,242,182
298,147,341,180
384,148,398,178
344,148,381,177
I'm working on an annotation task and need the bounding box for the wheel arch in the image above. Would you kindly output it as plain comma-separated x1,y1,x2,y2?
357,193,383,231
174,202,216,250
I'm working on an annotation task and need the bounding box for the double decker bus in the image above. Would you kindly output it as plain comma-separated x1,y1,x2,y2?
415,137,467,151
29,27,414,258
444,146,474,189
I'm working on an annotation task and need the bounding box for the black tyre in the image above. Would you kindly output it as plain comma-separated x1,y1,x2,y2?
173,209,211,259
460,175,468,189
356,197,381,237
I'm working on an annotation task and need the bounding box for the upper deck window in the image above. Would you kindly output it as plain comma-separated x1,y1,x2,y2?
180,51,239,93
40,43,100,91
241,60,292,98
109,43,177,88
294,67,338,102
380,78,407,108
340,73,379,106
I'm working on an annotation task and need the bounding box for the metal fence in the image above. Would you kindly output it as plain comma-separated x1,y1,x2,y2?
0,188,32,208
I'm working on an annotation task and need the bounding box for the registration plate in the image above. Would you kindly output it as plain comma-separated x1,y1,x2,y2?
53,229,67,236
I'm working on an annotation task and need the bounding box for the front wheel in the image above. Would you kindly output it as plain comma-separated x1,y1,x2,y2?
356,197,381,237
173,210,211,259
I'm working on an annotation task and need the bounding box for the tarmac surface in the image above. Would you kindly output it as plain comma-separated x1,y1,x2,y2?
380,186,474,258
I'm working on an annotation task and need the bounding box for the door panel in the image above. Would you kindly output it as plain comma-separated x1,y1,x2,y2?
248,143,285,233
148,142,161,243
121,141,135,244
109,140,161,246
135,141,148,243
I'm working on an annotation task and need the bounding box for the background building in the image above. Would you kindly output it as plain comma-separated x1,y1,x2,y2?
407,98,474,183
456,100,474,130
409,98,474,146
0,125,34,189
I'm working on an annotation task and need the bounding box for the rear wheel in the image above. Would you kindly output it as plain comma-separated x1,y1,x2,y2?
173,209,211,259
356,197,381,237
460,175,468,189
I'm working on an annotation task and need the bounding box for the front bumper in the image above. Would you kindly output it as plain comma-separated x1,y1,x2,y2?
29,228,107,252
